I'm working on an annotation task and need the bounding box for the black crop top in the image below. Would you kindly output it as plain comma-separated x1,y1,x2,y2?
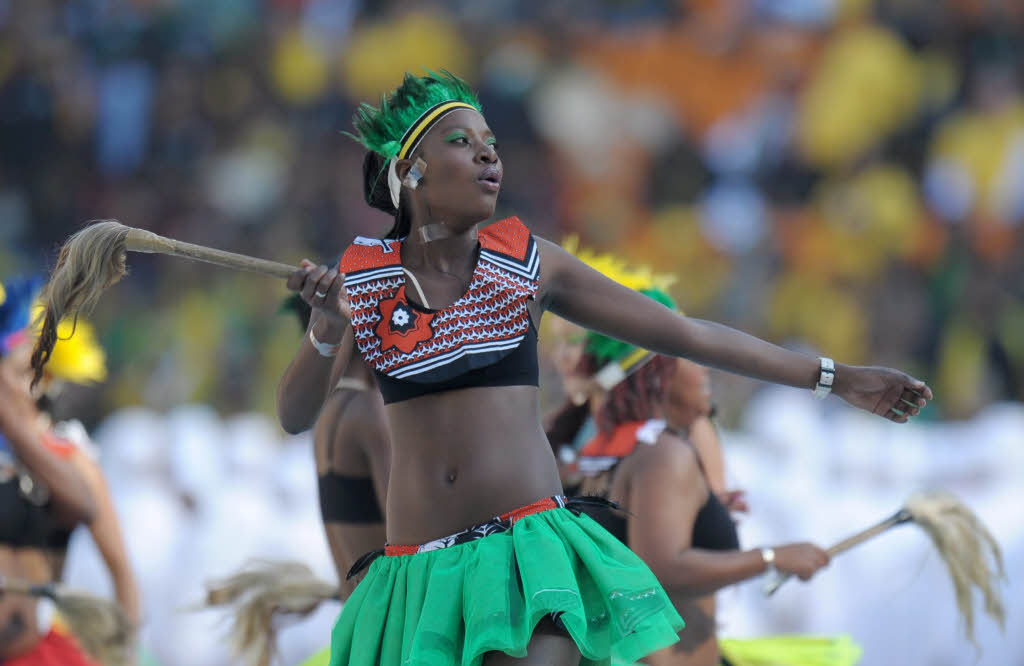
0,433,77,550
318,473,384,524
0,473,74,550
690,490,741,551
374,321,539,404
576,420,740,552
592,478,739,552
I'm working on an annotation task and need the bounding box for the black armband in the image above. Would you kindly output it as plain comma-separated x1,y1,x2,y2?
318,473,383,523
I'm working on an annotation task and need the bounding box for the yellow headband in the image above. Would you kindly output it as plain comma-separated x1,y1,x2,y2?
397,101,478,160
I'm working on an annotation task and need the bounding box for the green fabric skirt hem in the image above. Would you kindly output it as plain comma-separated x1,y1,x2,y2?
329,507,684,666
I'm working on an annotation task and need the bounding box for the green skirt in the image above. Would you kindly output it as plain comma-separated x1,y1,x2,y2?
328,506,683,665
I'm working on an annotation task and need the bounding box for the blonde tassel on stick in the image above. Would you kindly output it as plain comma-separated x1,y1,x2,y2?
31,220,298,385
763,490,1005,648
198,560,340,666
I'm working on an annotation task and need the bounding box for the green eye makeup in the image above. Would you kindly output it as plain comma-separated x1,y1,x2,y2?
441,131,498,147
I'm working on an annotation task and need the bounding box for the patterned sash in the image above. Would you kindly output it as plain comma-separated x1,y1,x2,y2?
346,495,620,579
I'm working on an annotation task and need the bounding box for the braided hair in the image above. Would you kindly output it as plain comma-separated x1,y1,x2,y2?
362,151,413,240
577,353,678,433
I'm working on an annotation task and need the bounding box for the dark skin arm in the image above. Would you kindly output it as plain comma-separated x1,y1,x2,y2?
626,433,828,598
277,260,353,434
69,453,140,625
689,416,749,512
0,364,95,525
688,416,726,494
537,239,932,422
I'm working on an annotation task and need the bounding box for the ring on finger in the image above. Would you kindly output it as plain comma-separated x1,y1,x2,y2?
315,290,328,299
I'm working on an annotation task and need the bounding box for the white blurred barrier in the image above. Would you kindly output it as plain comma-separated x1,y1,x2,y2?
63,406,336,666
719,388,1022,666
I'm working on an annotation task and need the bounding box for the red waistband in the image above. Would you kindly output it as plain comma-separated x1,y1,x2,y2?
384,496,562,557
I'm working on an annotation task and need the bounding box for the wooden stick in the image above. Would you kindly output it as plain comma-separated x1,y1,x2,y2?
125,227,297,278
827,508,912,557
31,220,301,384
763,509,912,596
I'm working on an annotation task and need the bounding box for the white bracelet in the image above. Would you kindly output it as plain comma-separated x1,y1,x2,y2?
308,328,341,357
760,547,787,596
812,357,835,399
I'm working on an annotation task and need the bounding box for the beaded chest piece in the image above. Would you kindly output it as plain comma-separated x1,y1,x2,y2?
339,217,539,384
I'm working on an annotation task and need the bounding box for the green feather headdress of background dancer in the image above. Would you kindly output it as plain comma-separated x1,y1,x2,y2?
347,70,483,211
562,235,678,390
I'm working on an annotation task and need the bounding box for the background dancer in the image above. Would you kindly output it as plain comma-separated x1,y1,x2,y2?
201,295,391,666
22,309,140,631
285,295,391,595
2,277,140,628
0,279,101,666
575,352,836,666
544,243,741,511
546,253,839,666
278,70,931,666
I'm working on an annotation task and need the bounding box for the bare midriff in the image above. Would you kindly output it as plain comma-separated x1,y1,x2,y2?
384,384,563,545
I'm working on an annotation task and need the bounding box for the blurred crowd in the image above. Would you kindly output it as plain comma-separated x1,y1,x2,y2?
2,2,1023,664
1,0,1022,422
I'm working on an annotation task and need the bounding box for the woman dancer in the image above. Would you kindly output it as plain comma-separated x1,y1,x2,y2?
24,314,140,630
0,279,100,666
278,71,930,666
542,248,738,511
547,250,855,666
573,348,832,665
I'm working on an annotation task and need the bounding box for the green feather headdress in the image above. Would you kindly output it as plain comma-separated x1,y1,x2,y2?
562,235,679,389
348,70,482,161
587,287,676,366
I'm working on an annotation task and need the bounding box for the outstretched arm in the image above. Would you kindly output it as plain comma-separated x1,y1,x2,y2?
537,239,931,422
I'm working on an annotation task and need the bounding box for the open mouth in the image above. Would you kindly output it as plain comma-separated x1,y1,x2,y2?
477,168,501,192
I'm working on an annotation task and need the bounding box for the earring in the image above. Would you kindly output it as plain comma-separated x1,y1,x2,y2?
403,158,427,190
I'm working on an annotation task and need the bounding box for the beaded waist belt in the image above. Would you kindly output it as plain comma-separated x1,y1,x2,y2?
346,495,618,579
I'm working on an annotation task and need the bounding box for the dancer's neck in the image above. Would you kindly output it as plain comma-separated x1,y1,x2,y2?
403,219,479,275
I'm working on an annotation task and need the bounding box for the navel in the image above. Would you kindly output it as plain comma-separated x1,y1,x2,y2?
445,467,459,484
